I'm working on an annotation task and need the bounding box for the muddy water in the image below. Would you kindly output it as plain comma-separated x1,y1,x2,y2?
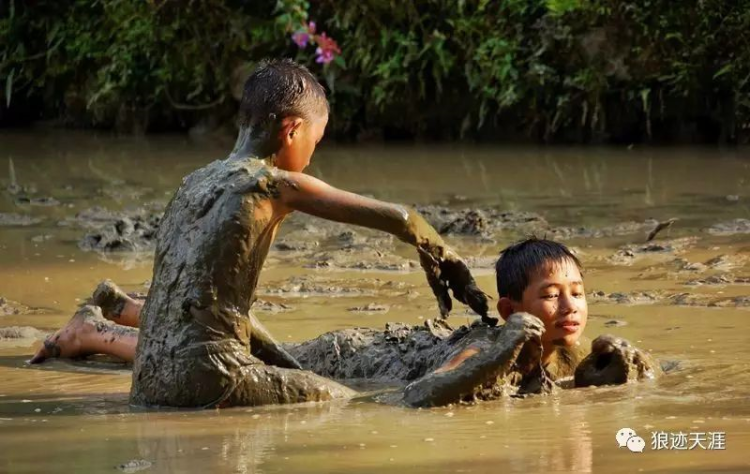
1,130,749,473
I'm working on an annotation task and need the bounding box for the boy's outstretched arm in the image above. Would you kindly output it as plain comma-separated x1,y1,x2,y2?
402,313,545,407
274,171,492,322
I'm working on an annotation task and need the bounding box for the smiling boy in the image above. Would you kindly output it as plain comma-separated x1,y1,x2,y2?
495,238,589,380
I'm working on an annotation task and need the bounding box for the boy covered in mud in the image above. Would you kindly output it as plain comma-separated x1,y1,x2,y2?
287,237,659,403
32,59,510,408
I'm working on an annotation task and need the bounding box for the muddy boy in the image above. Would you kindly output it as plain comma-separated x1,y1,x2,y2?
32,59,491,407
290,237,658,399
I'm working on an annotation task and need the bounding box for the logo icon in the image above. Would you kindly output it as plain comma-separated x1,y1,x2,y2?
616,428,645,453
627,436,646,453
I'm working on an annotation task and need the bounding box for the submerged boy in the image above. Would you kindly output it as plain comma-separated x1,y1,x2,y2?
288,237,658,400
31,59,512,408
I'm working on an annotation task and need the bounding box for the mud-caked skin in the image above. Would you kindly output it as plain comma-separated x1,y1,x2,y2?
129,156,485,408
574,334,660,387
401,313,545,407
91,280,129,320
287,312,563,406
130,157,351,408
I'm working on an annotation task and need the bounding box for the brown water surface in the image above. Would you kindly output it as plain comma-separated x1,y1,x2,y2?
1,131,749,473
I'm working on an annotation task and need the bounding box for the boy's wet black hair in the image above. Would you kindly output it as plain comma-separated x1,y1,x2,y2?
495,237,582,301
239,58,329,130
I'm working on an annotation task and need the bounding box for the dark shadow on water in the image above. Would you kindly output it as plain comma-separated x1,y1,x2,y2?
0,354,131,375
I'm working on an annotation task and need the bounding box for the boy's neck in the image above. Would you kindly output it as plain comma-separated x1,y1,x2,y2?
230,126,275,160
541,343,557,366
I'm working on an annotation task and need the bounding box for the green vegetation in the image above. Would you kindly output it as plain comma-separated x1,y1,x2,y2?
2,0,749,143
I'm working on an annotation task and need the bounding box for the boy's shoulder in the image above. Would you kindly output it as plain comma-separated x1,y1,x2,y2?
182,156,285,193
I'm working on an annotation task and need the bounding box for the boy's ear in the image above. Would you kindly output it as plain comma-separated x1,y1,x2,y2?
280,117,304,145
497,297,515,321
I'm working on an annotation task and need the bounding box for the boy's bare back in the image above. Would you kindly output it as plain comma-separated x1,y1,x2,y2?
131,157,293,406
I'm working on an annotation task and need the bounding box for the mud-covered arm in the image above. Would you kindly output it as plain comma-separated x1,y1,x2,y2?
274,171,490,320
402,313,544,407
275,170,442,246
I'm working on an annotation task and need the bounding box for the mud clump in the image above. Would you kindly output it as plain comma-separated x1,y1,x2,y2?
439,210,490,237
589,291,662,305
686,274,750,286
416,205,546,238
252,299,294,313
347,303,390,314
607,237,698,265
0,297,46,316
260,276,420,300
0,326,44,340
306,247,417,272
667,293,750,308
261,276,372,297
274,239,319,251
706,296,750,308
63,207,162,252
668,293,713,307
603,320,628,327
463,255,499,269
551,220,656,240
0,212,43,226
14,196,61,207
116,459,153,473
707,219,750,236
704,254,747,271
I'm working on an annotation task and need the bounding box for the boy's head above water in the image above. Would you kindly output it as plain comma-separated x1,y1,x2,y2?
495,238,587,356
235,59,329,172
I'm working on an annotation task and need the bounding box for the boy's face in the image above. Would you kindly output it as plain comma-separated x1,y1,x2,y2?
498,258,587,354
275,114,328,172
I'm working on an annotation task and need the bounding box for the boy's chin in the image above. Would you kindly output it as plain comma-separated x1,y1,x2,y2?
548,331,582,348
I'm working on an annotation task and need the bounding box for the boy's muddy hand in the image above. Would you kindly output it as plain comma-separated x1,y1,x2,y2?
574,334,660,387
418,247,493,324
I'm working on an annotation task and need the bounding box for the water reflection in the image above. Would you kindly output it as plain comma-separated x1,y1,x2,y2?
1,131,749,473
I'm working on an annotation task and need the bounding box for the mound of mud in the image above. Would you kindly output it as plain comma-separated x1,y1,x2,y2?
0,212,43,226
60,206,163,252
707,219,750,236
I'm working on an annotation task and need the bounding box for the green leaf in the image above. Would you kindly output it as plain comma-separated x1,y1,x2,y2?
713,64,732,80
640,88,650,112
546,0,581,16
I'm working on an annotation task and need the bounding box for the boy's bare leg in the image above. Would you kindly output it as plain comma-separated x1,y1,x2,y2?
30,305,138,364
88,281,301,371
224,363,357,407
91,280,143,328
89,280,302,369
248,312,303,370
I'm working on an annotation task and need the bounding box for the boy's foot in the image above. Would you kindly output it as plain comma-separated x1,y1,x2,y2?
91,279,129,320
30,306,104,364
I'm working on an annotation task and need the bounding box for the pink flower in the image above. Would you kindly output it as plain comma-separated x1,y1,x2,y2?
290,21,341,64
291,22,318,49
315,47,335,64
314,32,341,64
292,31,309,48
